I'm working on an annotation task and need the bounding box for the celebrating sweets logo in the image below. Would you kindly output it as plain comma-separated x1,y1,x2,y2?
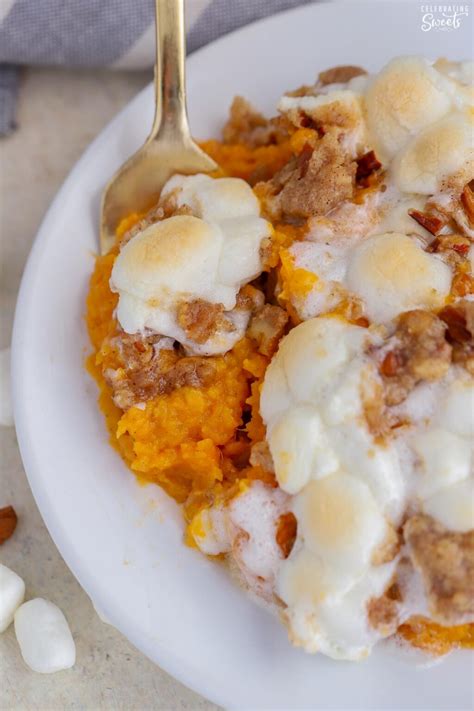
420,4,469,30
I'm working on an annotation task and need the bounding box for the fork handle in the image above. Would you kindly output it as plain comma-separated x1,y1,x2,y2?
150,0,191,144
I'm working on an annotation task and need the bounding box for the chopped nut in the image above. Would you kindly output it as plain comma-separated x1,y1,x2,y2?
439,300,474,374
0,506,18,545
356,150,382,182
276,512,297,559
429,234,471,269
460,184,474,227
380,351,403,377
408,209,445,236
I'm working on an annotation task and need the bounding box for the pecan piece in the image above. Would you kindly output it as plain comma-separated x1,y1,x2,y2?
356,150,382,182
276,512,297,559
408,209,445,236
460,184,474,227
0,506,18,545
439,300,474,374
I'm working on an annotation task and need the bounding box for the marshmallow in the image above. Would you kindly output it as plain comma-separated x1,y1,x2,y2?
14,598,76,673
345,233,452,323
365,56,453,160
261,317,404,657
393,112,474,195
0,564,25,632
111,174,271,355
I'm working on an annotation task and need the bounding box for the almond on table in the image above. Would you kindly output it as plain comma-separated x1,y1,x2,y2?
0,505,18,545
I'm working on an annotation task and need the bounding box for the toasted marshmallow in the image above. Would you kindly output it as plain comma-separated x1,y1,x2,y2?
393,112,474,194
295,475,387,577
14,598,76,673
365,57,453,160
111,175,271,355
345,233,451,323
113,216,226,310
261,317,404,658
261,317,368,419
0,564,25,632
161,173,260,222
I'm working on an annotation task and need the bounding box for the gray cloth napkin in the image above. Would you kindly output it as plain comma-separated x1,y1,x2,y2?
0,0,316,136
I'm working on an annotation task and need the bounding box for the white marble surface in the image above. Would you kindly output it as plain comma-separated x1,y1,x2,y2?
0,67,219,711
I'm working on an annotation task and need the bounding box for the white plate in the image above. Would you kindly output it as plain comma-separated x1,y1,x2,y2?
12,2,473,708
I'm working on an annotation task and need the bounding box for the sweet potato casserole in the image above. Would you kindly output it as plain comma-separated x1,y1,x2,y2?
87,56,474,660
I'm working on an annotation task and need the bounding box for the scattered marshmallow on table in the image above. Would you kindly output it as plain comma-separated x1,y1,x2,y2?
14,598,76,673
0,563,25,632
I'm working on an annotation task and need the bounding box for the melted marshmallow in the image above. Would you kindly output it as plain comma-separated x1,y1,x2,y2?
275,56,471,326
365,56,454,160
260,317,404,659
111,174,271,355
409,376,474,532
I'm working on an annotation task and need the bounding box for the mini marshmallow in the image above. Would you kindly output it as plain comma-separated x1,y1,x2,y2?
261,317,404,657
111,174,271,355
393,112,474,195
14,598,76,673
345,233,452,323
161,173,260,222
0,563,25,632
365,56,453,160
268,405,337,494
294,474,387,576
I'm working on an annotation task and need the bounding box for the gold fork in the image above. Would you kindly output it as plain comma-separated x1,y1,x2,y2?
100,0,217,255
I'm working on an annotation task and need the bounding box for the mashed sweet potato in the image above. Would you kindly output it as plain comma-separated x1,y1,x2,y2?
86,130,473,656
